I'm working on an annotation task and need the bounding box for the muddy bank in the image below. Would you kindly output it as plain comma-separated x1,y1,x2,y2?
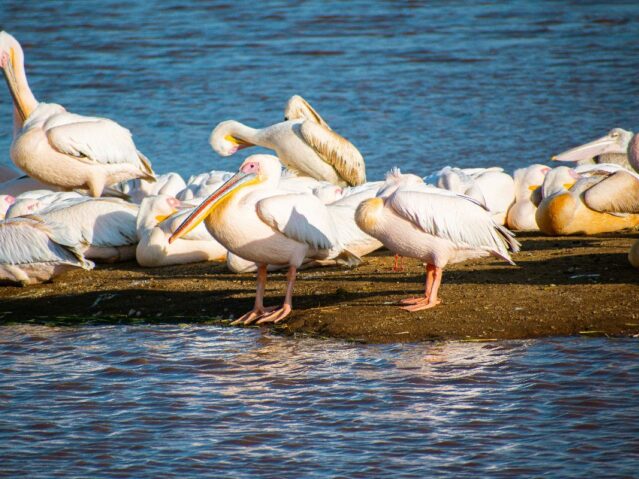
1,232,638,343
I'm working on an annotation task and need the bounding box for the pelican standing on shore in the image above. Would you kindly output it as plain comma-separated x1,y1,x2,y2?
209,95,366,186
0,31,155,197
356,168,520,311
169,154,357,325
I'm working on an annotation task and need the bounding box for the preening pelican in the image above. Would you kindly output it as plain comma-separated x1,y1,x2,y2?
552,128,637,171
355,168,520,311
0,31,155,197
136,195,227,267
506,164,551,231
0,216,93,285
433,166,515,225
536,166,639,235
169,154,357,325
209,95,366,186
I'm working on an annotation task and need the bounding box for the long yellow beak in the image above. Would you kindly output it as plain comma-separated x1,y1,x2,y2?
168,171,257,244
552,135,623,162
1,48,30,121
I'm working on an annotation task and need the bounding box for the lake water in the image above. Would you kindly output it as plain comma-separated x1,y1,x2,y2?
1,325,638,478
1,1,639,477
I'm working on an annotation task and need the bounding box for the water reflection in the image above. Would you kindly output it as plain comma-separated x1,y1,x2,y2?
2,324,638,477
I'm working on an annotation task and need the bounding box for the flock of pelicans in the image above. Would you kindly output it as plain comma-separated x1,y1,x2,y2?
1,31,639,325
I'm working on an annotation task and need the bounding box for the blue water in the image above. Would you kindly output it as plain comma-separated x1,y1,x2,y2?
1,325,638,478
2,1,639,477
2,1,639,180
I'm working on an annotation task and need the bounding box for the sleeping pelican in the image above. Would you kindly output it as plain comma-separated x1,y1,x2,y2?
0,216,93,285
136,195,227,267
355,168,520,311
536,166,639,235
0,31,155,197
506,164,551,231
169,154,358,325
209,95,366,186
35,197,139,262
552,128,637,171
114,172,186,204
434,166,515,225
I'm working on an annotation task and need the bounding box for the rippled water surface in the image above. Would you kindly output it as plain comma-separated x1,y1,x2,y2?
1,1,639,179
1,325,638,478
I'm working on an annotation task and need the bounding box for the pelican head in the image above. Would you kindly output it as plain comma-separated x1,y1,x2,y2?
552,128,633,163
168,154,281,243
541,166,580,199
209,120,254,156
0,31,35,122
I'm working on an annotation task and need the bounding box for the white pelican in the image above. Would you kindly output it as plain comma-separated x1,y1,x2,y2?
6,190,84,218
0,194,15,219
552,128,637,171
355,168,520,311
114,172,186,204
506,164,551,231
536,166,639,235
0,31,155,197
209,95,366,186
33,197,139,262
225,183,383,273
169,154,358,325
136,195,227,267
433,166,515,225
0,216,93,285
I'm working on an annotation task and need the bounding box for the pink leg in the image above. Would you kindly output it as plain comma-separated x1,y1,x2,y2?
256,265,296,324
392,254,405,272
231,265,276,325
401,265,443,312
399,263,435,305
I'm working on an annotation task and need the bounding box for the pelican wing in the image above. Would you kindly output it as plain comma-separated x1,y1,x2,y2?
583,171,639,214
40,198,138,247
256,193,337,250
0,217,92,268
299,120,366,186
44,113,154,176
284,95,332,130
388,190,519,261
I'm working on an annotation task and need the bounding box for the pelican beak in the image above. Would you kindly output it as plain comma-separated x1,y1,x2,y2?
528,184,540,191
225,135,253,150
155,211,176,224
0,48,30,121
563,182,575,190
168,171,258,243
552,134,626,163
